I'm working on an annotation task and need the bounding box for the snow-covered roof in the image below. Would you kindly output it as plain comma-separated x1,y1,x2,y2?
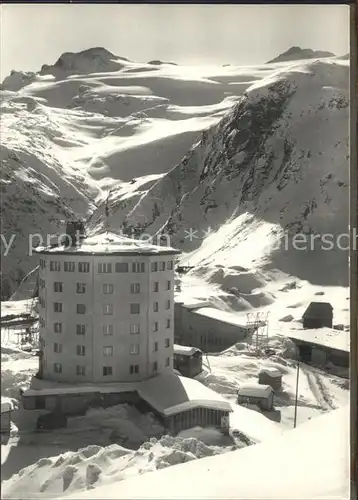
1,397,14,413
23,375,231,416
259,368,282,378
174,344,202,356
175,299,211,310
192,307,251,328
35,231,180,256
64,407,349,500
237,383,273,398
287,327,349,353
23,382,139,397
138,373,232,416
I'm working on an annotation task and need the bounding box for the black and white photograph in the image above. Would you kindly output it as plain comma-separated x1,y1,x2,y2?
0,3,352,499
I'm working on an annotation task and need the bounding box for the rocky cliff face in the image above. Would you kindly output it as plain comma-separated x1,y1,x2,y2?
91,58,349,285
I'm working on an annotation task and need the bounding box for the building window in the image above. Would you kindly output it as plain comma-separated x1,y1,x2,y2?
77,304,86,314
132,262,145,273
50,261,61,272
103,346,113,357
54,282,63,293
103,324,113,336
103,283,114,294
130,324,140,335
166,318,171,329
76,283,86,294
153,341,158,352
165,338,170,348
54,363,62,374
153,361,158,372
130,344,139,355
165,357,170,367
130,365,139,374
103,366,113,376
115,262,128,273
154,321,159,332
166,299,171,310
54,342,62,353
76,365,86,376
153,302,159,312
151,262,158,272
54,302,62,313
76,345,85,356
103,304,113,315
54,322,62,333
130,303,140,314
98,263,112,274
159,261,166,271
40,259,46,270
76,324,86,335
130,283,140,294
167,261,173,270
167,280,171,290
153,281,159,292
78,262,90,273
64,262,75,272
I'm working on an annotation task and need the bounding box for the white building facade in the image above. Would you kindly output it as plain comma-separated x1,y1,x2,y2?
36,231,180,384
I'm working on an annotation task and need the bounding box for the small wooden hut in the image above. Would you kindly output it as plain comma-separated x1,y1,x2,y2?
237,384,274,411
258,368,282,391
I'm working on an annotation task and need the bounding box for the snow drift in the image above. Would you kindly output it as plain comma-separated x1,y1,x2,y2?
62,406,350,500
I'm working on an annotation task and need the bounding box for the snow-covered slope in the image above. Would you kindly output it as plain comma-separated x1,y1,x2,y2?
0,97,99,299
92,58,348,289
61,406,349,500
2,48,279,299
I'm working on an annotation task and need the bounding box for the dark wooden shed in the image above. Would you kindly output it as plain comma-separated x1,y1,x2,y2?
173,344,203,378
302,302,333,329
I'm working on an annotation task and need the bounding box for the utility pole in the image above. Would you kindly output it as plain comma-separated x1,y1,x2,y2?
293,360,300,428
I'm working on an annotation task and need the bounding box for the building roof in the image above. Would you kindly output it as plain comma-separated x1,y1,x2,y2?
138,373,232,416
302,302,333,319
258,368,282,378
23,382,139,397
1,397,14,413
35,231,180,257
237,384,274,398
192,307,252,329
174,299,211,310
22,374,232,416
174,344,202,356
286,327,350,353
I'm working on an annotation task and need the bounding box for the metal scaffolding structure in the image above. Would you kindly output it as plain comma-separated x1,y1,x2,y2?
246,311,270,353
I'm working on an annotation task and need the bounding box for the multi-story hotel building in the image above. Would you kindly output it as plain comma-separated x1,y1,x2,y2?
36,228,180,384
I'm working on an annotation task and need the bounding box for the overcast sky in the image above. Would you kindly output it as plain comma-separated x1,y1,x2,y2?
0,3,350,79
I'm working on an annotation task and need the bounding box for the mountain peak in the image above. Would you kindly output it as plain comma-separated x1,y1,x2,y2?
267,46,335,64
40,47,130,75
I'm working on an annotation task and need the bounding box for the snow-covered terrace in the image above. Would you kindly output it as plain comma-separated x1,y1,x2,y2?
286,327,350,353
